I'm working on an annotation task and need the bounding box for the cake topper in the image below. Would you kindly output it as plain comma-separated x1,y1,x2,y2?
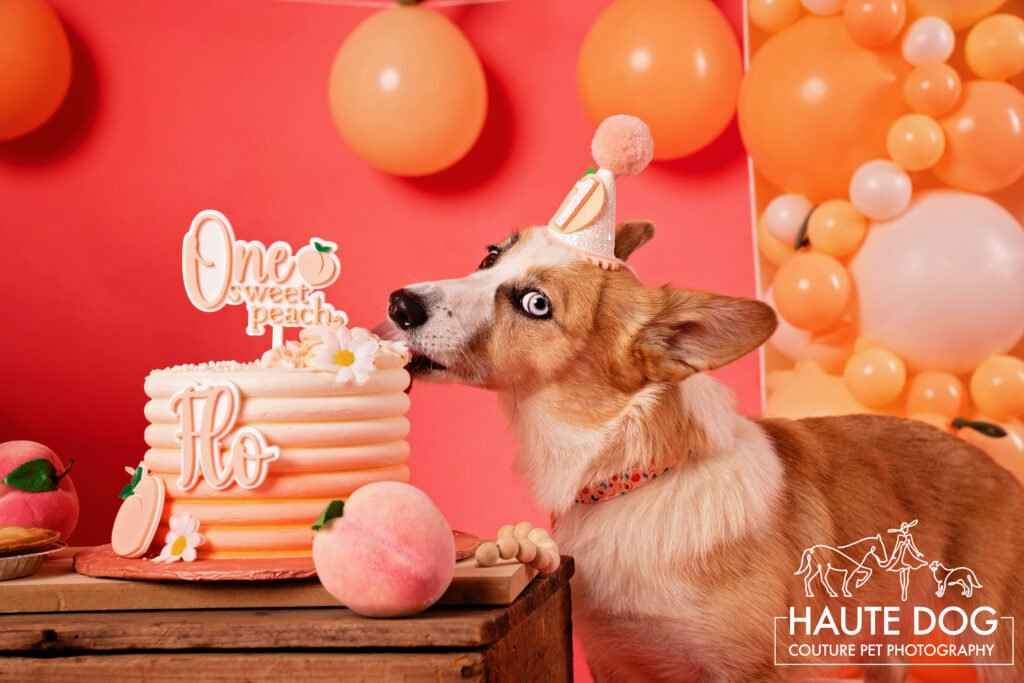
182,210,348,348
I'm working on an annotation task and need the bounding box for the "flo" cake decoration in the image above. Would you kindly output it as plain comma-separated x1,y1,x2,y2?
182,209,348,347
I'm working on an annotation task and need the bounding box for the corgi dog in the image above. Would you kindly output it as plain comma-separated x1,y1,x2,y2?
384,222,1024,682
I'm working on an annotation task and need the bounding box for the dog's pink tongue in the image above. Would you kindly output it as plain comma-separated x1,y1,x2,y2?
372,319,414,395
372,319,402,343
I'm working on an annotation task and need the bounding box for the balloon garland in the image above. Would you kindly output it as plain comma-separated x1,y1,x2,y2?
327,0,487,176
746,1,1024,473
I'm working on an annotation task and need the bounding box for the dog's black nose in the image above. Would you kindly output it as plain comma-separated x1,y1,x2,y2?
388,289,429,330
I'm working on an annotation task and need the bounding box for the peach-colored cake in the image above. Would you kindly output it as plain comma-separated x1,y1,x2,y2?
136,324,410,560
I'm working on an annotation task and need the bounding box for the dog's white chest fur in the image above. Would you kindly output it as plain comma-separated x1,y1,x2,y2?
504,375,785,679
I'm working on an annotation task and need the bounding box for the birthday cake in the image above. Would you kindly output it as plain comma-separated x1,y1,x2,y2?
108,210,410,563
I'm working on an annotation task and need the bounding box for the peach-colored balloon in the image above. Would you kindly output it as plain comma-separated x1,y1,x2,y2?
773,251,851,331
909,412,955,434
887,113,945,170
764,193,813,245
966,14,1024,81
849,159,912,220
806,199,867,258
960,417,1024,483
738,17,910,202
970,355,1024,420
844,347,907,407
932,80,1024,193
906,0,1008,31
808,324,858,375
801,0,844,15
577,0,742,159
757,215,795,267
764,287,813,362
750,0,802,32
844,0,907,48
0,0,72,141
765,361,872,418
905,371,966,417
903,62,962,117
328,7,487,177
901,17,955,66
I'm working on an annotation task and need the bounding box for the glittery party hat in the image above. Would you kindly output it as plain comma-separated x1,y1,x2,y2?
545,115,654,270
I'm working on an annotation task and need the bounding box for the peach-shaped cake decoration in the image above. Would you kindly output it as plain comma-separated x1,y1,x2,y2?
111,463,165,558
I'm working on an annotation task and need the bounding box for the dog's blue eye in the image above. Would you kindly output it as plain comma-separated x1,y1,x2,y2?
520,291,551,319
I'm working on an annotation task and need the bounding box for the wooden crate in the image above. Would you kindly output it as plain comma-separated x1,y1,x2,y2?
0,557,574,682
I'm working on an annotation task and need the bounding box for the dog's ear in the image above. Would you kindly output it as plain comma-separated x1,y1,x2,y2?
631,288,778,383
614,220,655,261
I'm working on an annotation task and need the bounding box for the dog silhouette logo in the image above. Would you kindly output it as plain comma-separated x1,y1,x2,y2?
929,561,984,598
795,520,982,603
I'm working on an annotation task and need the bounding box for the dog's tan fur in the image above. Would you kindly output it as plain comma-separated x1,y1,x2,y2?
390,223,1024,682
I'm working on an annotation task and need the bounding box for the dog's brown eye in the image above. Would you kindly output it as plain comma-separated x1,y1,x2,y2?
478,247,500,270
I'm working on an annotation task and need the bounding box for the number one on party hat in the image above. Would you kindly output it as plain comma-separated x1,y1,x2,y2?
181,210,348,349
546,115,654,271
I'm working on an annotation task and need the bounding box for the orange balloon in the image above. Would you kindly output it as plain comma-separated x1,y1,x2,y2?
970,355,1024,420
886,113,945,170
960,417,1024,483
328,7,487,177
905,371,966,417
844,347,907,407
903,63,962,117
844,0,907,48
909,412,955,433
932,80,1024,193
906,0,1008,31
739,17,910,202
757,214,794,267
805,200,867,258
0,0,71,141
750,0,802,33
808,323,858,375
966,13,1024,81
577,0,742,159
772,251,851,331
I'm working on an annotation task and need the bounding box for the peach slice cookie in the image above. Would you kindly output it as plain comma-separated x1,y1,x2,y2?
111,463,165,558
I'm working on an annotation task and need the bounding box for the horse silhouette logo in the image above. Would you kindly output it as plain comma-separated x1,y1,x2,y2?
795,520,982,602
929,561,984,598
795,534,888,599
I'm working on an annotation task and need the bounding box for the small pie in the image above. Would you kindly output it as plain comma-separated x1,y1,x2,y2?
0,526,60,556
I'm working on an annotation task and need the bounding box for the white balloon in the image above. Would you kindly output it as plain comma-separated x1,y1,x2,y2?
763,193,813,246
764,287,812,362
849,159,912,221
850,190,1024,374
902,17,955,66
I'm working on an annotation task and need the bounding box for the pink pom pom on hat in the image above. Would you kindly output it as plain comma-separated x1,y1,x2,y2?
546,115,654,270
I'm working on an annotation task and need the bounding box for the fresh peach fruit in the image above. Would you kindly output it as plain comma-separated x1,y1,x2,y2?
312,481,455,617
0,441,79,541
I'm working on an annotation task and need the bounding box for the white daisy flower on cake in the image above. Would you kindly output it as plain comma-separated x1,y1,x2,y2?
307,325,379,385
152,513,204,563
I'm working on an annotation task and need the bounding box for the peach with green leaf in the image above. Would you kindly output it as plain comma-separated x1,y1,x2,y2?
0,440,79,541
312,481,455,617
296,238,340,288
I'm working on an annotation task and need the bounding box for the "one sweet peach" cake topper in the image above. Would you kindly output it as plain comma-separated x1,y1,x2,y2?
182,210,347,348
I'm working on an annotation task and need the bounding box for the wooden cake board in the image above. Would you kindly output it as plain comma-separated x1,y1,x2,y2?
1,547,538,614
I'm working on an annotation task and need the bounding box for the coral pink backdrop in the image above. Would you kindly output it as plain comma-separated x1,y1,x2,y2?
0,0,753,677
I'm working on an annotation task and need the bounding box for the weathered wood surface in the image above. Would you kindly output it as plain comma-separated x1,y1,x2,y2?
0,652,487,681
1,549,536,614
0,558,574,653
